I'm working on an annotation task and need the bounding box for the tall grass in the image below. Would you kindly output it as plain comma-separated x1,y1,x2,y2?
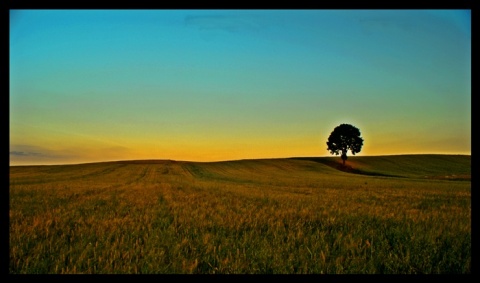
9,156,471,273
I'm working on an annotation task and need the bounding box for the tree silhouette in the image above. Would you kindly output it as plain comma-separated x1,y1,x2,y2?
326,124,364,166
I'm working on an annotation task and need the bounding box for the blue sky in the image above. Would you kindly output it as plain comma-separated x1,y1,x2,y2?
10,9,471,165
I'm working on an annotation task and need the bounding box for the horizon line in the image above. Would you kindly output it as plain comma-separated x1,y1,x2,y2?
9,152,471,167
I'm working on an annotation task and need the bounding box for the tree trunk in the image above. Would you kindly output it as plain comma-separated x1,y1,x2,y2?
341,151,347,166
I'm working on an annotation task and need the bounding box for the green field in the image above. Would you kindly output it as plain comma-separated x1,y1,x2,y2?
9,154,471,274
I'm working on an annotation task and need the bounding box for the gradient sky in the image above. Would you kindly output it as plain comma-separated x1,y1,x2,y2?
9,9,471,165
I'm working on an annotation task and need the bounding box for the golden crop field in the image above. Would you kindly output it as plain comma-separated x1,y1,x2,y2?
9,155,471,274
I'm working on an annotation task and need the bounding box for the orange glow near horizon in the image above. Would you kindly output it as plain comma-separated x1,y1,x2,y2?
9,125,471,166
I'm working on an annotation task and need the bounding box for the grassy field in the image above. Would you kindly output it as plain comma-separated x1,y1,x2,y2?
9,154,471,274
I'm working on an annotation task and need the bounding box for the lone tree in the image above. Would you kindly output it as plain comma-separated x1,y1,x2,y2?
326,123,364,166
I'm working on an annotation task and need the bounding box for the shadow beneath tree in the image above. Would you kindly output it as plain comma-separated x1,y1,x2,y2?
291,157,403,178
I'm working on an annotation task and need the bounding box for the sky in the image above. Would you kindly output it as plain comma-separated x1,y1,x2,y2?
9,9,471,165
